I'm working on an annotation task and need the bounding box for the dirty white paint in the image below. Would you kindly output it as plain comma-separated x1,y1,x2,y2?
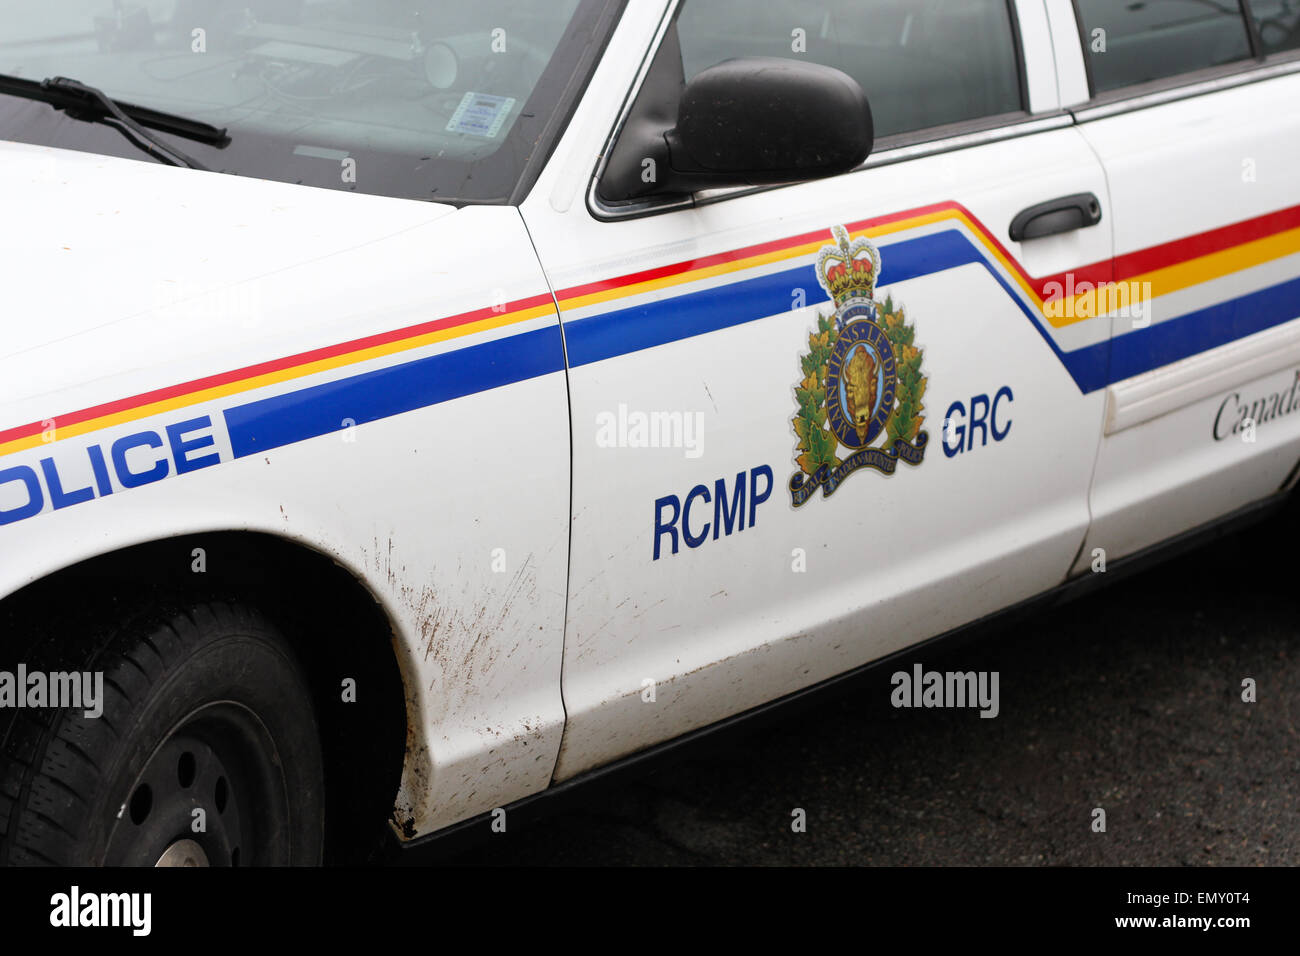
5,0,1300,844
0,143,571,836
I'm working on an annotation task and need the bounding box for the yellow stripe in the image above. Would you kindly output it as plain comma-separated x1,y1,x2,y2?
561,209,967,314
0,304,551,458
1127,225,1300,312
564,211,1298,331
1042,229,1300,327
7,214,1297,459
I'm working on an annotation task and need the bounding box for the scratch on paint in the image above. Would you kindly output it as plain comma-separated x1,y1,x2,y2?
703,381,718,414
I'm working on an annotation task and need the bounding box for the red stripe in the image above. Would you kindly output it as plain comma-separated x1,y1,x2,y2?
555,203,939,302
554,199,1117,305
924,200,1113,301
0,292,554,447
1112,204,1300,280
555,199,1300,306
1018,204,1300,300
8,201,1300,448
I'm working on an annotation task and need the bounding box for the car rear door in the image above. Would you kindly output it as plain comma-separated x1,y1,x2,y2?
523,0,1116,779
1056,0,1300,569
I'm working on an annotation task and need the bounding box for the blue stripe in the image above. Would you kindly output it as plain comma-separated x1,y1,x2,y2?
565,229,1113,392
968,247,1109,395
564,229,1300,394
565,231,976,368
1110,275,1300,382
223,325,564,458
219,234,1300,460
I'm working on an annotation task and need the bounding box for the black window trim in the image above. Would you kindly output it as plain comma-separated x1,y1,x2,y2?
1073,53,1300,123
1243,0,1266,57
587,0,692,220
1067,0,1300,108
506,0,627,205
588,0,1039,222
585,0,1300,222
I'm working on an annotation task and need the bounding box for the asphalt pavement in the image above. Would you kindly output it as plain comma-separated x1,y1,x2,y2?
447,516,1298,865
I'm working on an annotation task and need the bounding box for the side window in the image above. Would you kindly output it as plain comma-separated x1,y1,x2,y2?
674,0,1023,139
1249,0,1300,55
1076,0,1254,94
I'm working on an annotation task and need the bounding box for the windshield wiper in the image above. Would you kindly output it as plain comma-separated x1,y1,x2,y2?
0,73,229,170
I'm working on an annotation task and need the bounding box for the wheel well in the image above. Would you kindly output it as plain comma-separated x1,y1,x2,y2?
0,532,407,864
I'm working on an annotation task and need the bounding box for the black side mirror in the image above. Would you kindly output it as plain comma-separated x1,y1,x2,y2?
598,55,873,204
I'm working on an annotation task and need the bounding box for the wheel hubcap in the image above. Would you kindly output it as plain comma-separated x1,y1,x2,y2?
155,838,210,867
104,703,291,866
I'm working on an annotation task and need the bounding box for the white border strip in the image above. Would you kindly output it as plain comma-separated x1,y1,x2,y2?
1107,316,1300,435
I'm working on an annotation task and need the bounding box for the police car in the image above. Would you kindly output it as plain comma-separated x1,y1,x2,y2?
1,0,1298,865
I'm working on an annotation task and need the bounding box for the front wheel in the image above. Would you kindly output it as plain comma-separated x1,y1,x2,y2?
0,601,324,866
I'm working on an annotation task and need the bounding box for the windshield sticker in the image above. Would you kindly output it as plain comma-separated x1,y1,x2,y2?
446,92,515,138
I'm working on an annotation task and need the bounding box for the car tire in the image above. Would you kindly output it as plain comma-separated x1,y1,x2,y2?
0,601,324,866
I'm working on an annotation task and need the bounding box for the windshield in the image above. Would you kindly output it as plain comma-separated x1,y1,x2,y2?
0,0,615,203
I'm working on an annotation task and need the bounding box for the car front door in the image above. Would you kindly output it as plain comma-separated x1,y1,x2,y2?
523,0,1116,779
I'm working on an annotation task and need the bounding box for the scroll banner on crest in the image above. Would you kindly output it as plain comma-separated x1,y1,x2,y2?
789,431,929,507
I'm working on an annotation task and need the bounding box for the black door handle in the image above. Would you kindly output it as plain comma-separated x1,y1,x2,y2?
1009,192,1103,242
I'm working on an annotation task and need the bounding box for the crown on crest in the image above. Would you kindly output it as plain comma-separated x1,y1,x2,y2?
816,225,881,308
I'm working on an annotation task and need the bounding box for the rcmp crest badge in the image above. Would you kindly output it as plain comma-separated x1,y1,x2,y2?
789,226,929,507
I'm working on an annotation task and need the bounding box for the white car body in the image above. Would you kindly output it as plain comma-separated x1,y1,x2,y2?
2,0,1298,841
